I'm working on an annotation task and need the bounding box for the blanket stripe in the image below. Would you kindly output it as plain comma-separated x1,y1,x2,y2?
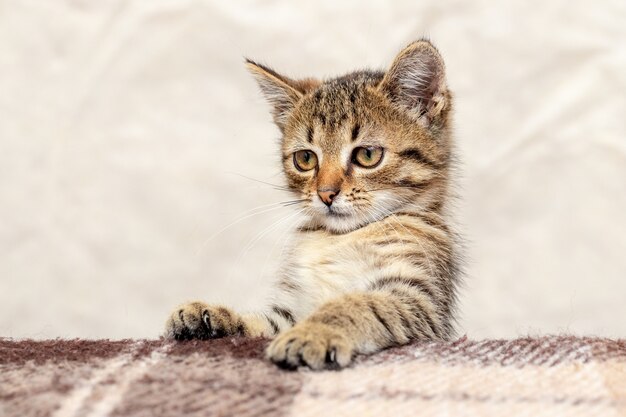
1,336,625,416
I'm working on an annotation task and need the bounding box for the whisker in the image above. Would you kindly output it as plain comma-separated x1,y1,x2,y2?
281,199,308,207
362,185,423,193
372,194,438,278
237,207,309,262
366,206,394,246
195,201,294,256
226,172,292,191
258,207,313,281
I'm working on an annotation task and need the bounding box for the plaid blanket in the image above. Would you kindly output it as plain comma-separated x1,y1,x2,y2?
1,336,625,416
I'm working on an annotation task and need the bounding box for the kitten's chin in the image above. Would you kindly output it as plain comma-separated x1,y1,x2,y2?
315,211,370,234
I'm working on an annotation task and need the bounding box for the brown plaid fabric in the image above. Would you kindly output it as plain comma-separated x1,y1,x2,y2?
1,336,625,416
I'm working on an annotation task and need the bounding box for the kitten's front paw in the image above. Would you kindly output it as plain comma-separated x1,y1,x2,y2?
164,302,245,340
266,321,355,370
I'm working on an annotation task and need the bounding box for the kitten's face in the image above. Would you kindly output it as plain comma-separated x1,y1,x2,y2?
248,40,452,233
281,75,442,233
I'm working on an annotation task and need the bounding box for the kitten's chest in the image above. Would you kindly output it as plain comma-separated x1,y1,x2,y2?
288,230,379,294
274,227,400,320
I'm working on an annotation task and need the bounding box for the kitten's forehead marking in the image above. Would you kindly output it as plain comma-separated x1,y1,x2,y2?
302,71,381,134
286,70,386,167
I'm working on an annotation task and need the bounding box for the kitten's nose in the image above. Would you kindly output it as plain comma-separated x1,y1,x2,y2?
318,189,339,207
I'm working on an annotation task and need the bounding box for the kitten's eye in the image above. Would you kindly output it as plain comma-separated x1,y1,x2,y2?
352,147,384,168
293,150,318,171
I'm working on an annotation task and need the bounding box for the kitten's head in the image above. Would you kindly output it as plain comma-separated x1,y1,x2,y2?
247,40,453,233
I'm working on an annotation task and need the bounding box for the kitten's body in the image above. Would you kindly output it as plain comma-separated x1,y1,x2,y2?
166,40,461,369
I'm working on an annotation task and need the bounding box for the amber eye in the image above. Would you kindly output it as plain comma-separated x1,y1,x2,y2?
293,150,318,171
352,147,384,168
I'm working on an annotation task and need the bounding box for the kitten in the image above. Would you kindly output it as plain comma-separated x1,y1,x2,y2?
165,39,461,370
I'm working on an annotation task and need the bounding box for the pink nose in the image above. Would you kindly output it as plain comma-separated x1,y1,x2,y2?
317,189,339,207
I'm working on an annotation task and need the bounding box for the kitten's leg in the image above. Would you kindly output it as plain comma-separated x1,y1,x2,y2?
266,285,445,370
164,302,281,340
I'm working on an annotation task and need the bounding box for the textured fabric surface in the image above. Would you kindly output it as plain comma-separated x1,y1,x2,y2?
1,1,625,340
2,336,626,416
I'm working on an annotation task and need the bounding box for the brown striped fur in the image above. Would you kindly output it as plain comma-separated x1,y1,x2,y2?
165,39,461,370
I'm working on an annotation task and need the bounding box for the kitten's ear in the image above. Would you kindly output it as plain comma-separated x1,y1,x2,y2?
379,40,449,127
246,59,319,132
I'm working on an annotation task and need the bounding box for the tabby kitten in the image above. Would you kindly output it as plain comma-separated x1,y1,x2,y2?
165,39,460,370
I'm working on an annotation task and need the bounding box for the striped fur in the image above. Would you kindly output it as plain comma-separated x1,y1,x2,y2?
165,39,461,370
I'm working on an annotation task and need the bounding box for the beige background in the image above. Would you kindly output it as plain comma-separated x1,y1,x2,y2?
1,0,624,340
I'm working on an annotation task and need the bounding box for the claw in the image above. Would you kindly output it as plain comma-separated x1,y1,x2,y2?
202,310,210,327
297,352,306,367
326,347,336,364
201,310,212,339
325,347,340,370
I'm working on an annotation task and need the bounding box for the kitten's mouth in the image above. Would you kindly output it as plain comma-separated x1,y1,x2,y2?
326,208,349,218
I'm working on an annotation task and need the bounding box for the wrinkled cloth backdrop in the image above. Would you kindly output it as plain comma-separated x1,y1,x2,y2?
1,0,624,339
